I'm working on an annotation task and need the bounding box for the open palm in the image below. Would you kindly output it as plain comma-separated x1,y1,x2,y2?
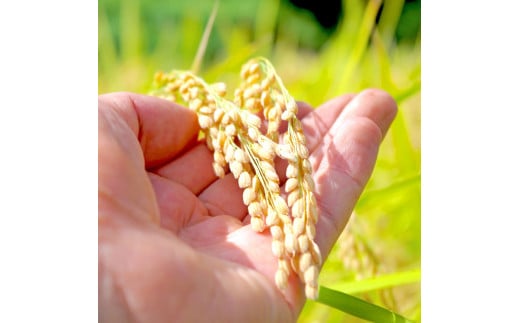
98,90,396,323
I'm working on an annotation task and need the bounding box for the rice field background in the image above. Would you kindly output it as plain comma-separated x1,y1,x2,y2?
98,0,421,321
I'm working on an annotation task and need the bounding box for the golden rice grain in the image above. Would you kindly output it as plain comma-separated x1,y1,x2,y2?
151,57,322,300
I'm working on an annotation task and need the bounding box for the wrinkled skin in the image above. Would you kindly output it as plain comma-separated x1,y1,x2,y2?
98,89,397,323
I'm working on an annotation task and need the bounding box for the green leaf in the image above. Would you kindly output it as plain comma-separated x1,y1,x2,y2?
328,269,421,294
356,173,420,211
316,286,415,323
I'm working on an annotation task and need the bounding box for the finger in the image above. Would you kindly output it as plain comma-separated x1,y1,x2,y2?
197,173,248,220
154,142,218,194
99,103,160,225
300,93,356,154
311,89,397,256
273,95,356,184
274,101,315,133
99,92,200,168
148,173,209,233
341,89,397,138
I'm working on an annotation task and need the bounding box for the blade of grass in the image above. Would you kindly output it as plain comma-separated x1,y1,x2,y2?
371,28,397,93
327,268,421,294
203,39,266,82
376,0,405,49
317,0,364,96
328,0,383,97
324,0,365,58
356,173,420,210
394,80,421,104
390,108,419,173
191,0,219,74
316,286,415,323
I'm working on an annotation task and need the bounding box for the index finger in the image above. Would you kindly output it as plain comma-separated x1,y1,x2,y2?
99,92,200,168
303,89,398,257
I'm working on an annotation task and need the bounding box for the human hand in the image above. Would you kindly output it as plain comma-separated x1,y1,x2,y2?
98,89,397,323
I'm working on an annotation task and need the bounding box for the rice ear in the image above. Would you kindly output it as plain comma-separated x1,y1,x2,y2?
151,57,321,299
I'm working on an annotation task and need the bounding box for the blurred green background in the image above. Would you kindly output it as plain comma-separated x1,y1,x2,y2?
99,0,421,321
